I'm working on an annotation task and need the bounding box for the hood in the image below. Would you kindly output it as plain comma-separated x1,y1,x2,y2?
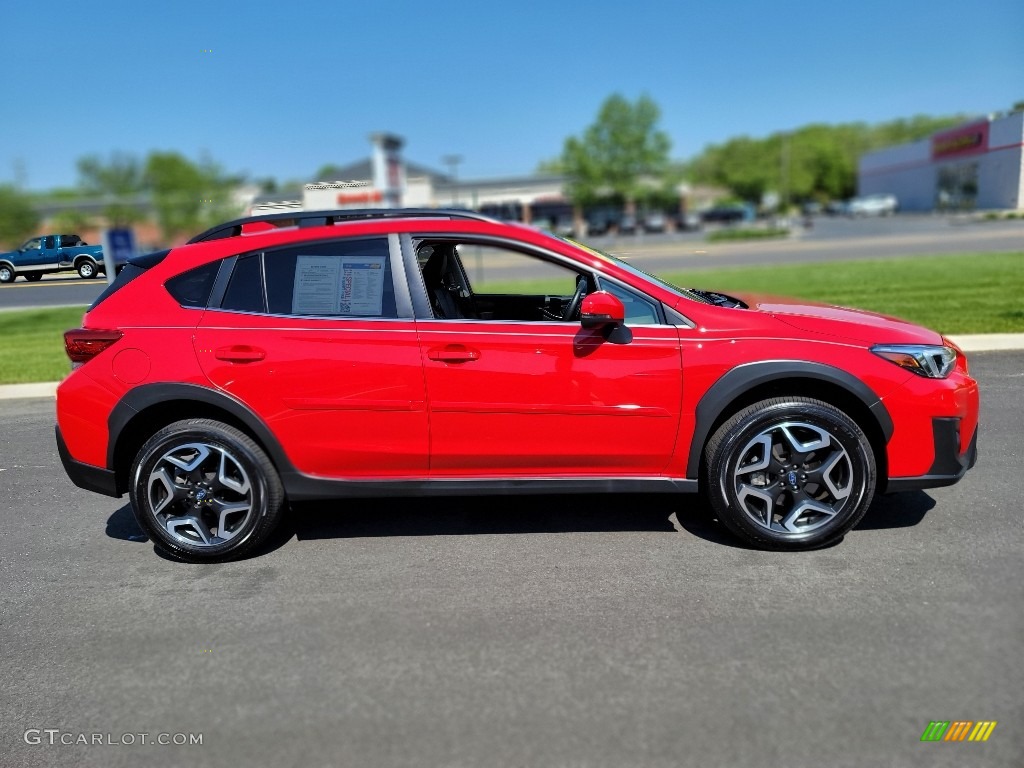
732,292,944,346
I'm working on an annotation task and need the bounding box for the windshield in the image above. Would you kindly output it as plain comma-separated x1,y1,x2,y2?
561,237,713,304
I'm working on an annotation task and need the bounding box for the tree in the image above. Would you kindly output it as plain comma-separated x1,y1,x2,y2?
76,153,146,226
49,209,93,235
0,185,40,248
145,152,240,243
560,94,672,208
689,114,967,203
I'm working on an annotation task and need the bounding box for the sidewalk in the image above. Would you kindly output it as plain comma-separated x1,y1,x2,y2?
3,334,1021,401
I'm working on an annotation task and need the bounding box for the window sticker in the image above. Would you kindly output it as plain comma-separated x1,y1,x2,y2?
292,254,386,316
339,256,386,315
292,255,341,315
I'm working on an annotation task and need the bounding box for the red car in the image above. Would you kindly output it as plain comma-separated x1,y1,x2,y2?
56,210,979,561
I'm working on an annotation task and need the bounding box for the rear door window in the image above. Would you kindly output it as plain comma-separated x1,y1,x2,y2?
264,238,398,318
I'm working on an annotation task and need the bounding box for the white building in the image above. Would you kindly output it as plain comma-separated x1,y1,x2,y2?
859,111,1024,211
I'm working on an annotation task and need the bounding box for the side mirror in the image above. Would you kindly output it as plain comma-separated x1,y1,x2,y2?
580,291,625,329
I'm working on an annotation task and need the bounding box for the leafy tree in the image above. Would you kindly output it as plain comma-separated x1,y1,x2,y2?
690,114,968,203
0,185,40,248
76,153,146,226
315,164,347,182
535,157,565,175
145,152,239,242
49,209,93,234
560,94,671,208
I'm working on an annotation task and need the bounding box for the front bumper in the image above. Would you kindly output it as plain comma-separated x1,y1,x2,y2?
885,417,978,493
56,425,121,498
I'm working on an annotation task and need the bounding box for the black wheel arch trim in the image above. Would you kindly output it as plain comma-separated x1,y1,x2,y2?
686,360,894,478
107,382,299,493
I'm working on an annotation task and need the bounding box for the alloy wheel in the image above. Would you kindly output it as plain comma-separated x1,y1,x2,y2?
146,442,255,548
732,421,854,534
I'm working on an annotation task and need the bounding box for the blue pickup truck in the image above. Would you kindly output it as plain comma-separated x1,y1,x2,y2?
0,234,119,283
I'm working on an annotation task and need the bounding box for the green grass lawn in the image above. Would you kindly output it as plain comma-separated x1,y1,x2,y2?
0,251,1021,385
0,306,85,385
661,252,1024,335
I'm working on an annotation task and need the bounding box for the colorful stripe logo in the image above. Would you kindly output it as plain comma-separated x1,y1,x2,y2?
921,721,997,742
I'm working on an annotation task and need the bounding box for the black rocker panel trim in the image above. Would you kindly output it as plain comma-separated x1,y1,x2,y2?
686,360,895,479
282,473,697,501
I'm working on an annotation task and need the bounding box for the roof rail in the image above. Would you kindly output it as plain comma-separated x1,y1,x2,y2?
188,208,498,244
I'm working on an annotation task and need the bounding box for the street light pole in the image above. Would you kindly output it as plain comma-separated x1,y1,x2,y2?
442,154,462,205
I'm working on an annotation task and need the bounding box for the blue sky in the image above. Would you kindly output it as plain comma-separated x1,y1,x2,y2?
2,0,1021,190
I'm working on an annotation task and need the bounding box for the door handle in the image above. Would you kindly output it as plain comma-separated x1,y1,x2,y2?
214,345,266,363
427,345,480,363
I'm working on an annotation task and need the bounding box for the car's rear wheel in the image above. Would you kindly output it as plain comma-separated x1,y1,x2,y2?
0,265,14,283
77,260,97,279
129,419,285,562
704,397,876,550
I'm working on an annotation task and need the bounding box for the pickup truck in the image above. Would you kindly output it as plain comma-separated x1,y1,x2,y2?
0,234,118,283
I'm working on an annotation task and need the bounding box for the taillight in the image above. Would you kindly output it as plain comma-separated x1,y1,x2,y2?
64,328,123,366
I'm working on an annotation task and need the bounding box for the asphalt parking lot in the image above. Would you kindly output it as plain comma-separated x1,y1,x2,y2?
1,352,1021,768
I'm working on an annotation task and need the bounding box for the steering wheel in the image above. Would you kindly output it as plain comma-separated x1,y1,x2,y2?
562,274,588,321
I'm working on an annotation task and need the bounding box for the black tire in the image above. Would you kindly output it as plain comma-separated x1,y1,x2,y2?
0,265,14,283
129,419,286,562
25,273,43,282
77,259,97,279
703,397,876,550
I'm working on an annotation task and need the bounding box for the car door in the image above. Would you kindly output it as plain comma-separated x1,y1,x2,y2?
193,234,429,479
409,237,683,477
40,235,63,267
17,237,45,268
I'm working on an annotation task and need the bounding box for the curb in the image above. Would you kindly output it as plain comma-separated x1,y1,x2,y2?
0,382,59,400
1,334,1022,401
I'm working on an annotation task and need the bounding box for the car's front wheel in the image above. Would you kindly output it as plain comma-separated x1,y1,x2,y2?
129,419,286,562
704,397,876,550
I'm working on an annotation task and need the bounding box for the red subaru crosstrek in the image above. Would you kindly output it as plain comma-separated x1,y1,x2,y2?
56,209,979,561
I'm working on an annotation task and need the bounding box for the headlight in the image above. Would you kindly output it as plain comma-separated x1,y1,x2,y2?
871,344,957,379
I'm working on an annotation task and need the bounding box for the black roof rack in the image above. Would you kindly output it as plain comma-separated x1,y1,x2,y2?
187,208,498,244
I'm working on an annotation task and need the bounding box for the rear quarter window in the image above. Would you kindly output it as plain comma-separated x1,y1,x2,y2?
165,261,221,308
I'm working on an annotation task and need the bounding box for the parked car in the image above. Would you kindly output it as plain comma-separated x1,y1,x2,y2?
617,214,637,234
57,208,979,562
848,194,898,217
700,203,755,225
641,211,667,233
0,234,115,283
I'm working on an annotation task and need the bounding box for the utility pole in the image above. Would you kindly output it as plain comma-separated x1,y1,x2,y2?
780,133,791,213
442,154,463,205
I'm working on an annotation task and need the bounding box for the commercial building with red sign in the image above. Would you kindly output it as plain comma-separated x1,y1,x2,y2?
858,110,1024,211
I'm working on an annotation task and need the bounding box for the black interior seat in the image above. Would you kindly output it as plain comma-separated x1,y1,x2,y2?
420,245,466,319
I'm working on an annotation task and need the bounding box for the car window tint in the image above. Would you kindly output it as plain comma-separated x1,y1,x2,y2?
264,238,397,318
221,254,266,313
165,261,220,308
596,277,661,325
